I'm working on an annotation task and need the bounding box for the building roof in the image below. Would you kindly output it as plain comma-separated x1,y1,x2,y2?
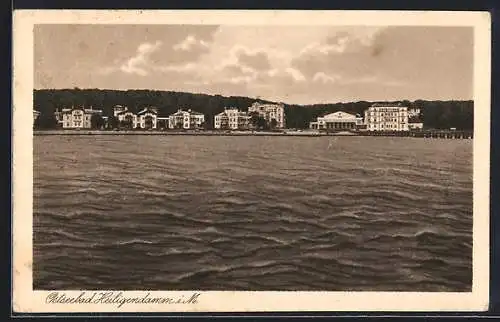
137,108,158,115
62,107,103,114
251,102,284,107
320,111,359,120
85,109,103,114
117,110,135,115
216,108,249,117
170,110,187,116
113,105,128,112
171,109,204,116
372,102,406,107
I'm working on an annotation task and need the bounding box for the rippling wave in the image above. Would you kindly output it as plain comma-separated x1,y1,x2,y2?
33,136,472,291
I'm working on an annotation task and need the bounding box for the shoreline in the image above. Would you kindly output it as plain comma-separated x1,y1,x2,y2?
33,130,473,139
34,130,325,137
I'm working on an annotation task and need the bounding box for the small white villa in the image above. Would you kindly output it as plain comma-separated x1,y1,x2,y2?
113,105,158,129
168,109,205,129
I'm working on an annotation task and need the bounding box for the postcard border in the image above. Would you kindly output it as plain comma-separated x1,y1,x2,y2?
12,9,491,313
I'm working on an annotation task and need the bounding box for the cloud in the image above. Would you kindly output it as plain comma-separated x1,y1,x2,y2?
203,44,306,85
313,72,340,84
114,33,214,77
237,50,272,71
298,28,384,57
284,67,306,82
350,76,405,87
227,75,257,85
214,63,258,86
290,27,395,84
158,62,198,73
213,62,305,87
300,38,349,56
74,25,471,103
173,35,210,51
109,26,406,100
223,63,256,75
207,44,293,76
120,41,162,76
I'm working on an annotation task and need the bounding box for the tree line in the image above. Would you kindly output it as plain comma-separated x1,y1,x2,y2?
33,88,474,130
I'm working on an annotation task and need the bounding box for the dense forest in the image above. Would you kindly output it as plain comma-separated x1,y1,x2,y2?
33,88,474,130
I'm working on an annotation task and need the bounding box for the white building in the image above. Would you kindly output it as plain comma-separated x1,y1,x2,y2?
61,106,103,129
364,104,409,132
113,106,159,129
135,107,158,129
168,109,205,129
114,106,137,129
408,107,424,130
54,108,63,124
408,107,421,118
248,102,285,129
309,111,364,130
113,105,128,117
214,107,251,130
408,122,424,130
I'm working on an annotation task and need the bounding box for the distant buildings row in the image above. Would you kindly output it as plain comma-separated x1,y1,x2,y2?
34,102,286,130
309,104,423,131
112,105,212,130
33,102,423,131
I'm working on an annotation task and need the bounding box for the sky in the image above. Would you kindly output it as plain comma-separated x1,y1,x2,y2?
34,24,473,105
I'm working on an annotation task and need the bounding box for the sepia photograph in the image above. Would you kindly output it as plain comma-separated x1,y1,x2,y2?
13,10,490,313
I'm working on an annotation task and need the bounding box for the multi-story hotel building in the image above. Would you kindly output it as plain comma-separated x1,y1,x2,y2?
364,104,409,131
168,109,205,129
248,102,285,129
61,106,104,129
214,107,251,130
309,111,364,130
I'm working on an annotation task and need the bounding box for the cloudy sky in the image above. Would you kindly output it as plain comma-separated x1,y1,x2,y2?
34,24,473,104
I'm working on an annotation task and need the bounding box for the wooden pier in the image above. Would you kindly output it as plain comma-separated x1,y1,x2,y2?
354,130,473,139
